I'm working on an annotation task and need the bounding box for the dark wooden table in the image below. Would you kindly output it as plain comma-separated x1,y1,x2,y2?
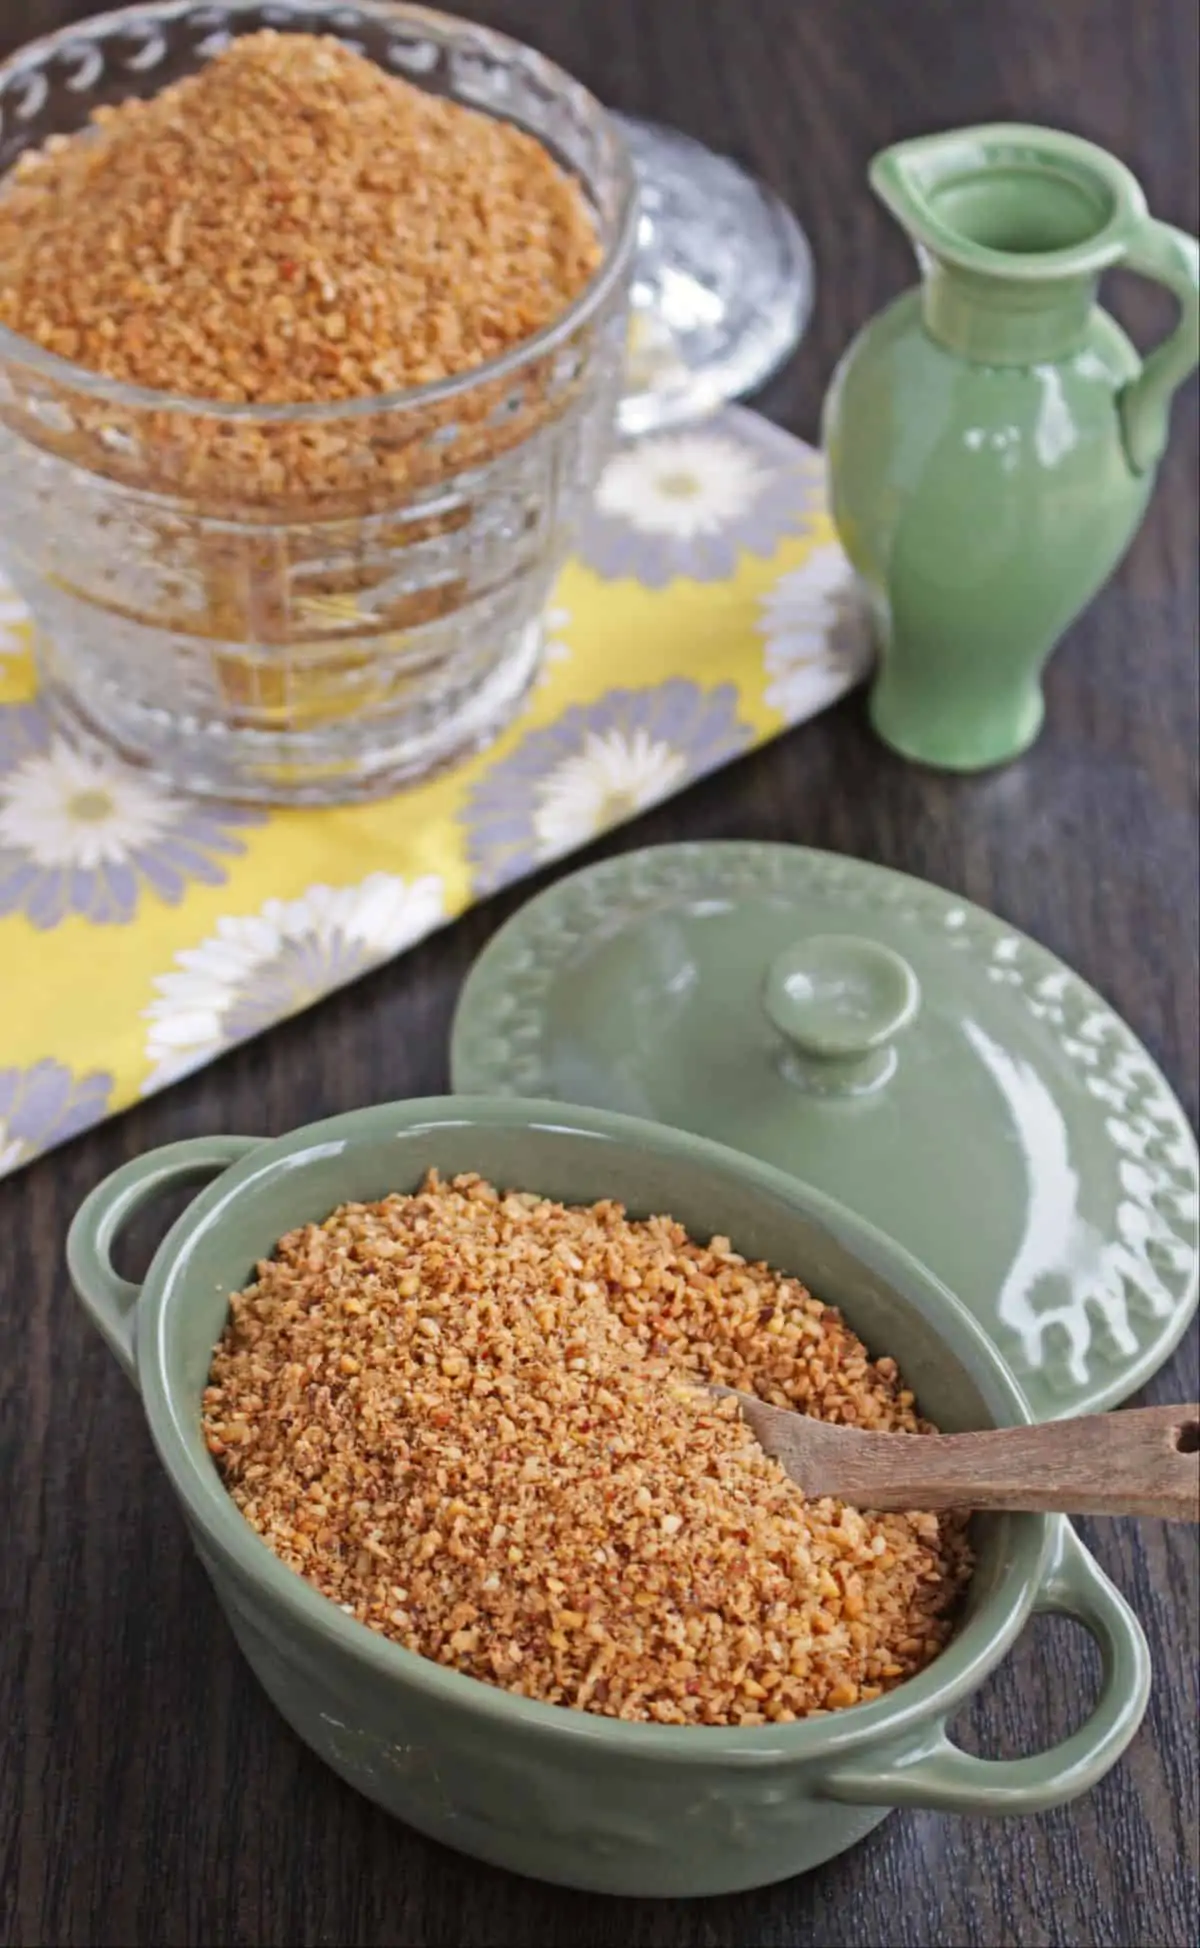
2,2,1197,1945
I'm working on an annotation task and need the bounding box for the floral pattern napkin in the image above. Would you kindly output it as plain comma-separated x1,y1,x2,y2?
0,408,870,1178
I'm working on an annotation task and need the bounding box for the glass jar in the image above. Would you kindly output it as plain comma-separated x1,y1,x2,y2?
0,2,637,804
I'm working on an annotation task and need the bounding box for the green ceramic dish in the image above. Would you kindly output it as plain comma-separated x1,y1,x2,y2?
67,1100,1150,1899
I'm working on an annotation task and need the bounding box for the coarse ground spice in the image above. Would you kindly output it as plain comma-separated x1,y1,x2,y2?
0,31,601,405
204,1173,974,1727
0,31,618,522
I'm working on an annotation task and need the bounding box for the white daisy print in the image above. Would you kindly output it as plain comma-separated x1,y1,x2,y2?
0,703,260,926
0,735,175,869
758,543,874,721
597,436,768,537
141,872,446,1094
531,725,688,856
461,680,753,894
578,414,821,587
0,581,30,661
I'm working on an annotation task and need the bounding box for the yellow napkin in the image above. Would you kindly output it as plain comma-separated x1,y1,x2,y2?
0,407,869,1176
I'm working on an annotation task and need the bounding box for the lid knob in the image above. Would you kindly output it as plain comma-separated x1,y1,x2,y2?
763,934,921,1096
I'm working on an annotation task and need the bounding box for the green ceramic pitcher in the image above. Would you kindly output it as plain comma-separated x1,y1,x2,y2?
822,125,1199,771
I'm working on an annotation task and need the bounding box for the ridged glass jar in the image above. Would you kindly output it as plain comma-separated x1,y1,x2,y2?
0,2,637,803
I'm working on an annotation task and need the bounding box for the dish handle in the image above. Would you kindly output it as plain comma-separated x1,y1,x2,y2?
66,1137,261,1387
818,1519,1150,1814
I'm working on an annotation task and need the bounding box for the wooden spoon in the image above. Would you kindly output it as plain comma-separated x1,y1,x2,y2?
719,1391,1200,1521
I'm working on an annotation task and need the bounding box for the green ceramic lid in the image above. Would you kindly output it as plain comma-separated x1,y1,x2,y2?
451,842,1199,1422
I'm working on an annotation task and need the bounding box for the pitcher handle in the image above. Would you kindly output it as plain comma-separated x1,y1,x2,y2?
1118,216,1200,473
819,1519,1150,1814
66,1137,261,1387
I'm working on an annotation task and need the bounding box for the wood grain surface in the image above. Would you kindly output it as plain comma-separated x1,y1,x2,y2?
733,1398,1200,1520
1,2,1197,1945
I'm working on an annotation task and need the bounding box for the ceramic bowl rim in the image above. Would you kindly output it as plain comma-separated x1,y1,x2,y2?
134,1095,1051,1765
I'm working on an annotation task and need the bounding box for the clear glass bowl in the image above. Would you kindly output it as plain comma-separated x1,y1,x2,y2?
0,2,637,804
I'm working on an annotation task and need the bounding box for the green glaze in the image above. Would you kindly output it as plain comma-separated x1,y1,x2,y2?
450,843,1200,1424
763,934,921,1095
821,124,1200,771
68,1099,1150,1897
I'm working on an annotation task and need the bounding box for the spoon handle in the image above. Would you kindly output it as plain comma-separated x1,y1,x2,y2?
750,1403,1200,1520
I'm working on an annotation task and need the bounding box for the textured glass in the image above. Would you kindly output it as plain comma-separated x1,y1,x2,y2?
617,118,815,438
0,2,637,804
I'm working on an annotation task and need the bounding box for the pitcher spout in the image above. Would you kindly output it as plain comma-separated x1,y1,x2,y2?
870,126,1152,366
869,124,1147,277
